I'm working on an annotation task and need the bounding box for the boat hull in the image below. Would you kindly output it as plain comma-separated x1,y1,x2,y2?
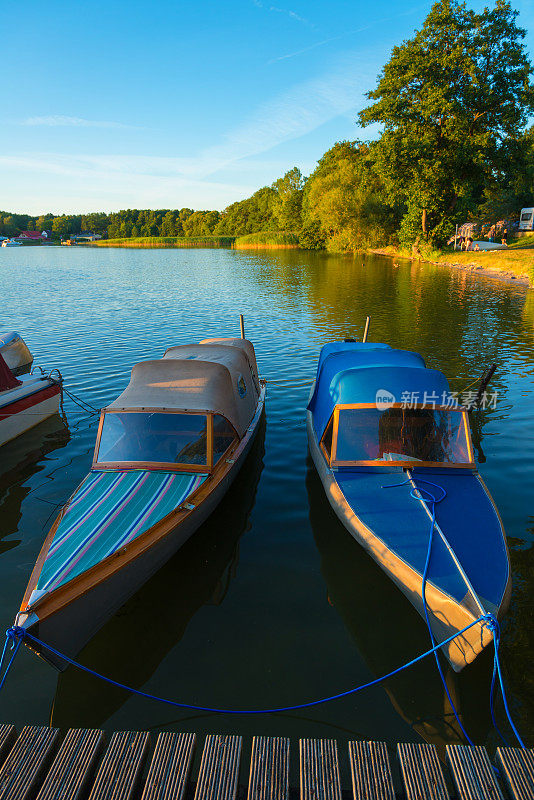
306,408,508,672
0,383,61,447
21,392,265,670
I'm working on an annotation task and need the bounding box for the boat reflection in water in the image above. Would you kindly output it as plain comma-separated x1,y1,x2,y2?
51,418,265,729
306,457,493,755
0,414,70,550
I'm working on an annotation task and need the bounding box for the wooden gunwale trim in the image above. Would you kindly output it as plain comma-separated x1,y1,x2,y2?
319,417,333,465
21,387,265,621
93,462,210,474
477,473,512,617
463,414,475,465
331,409,339,463
335,403,469,411
331,460,476,469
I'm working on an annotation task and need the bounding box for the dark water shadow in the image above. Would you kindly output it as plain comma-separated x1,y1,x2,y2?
50,417,266,728
0,414,71,541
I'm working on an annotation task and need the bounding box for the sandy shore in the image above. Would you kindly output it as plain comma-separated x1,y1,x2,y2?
370,248,532,288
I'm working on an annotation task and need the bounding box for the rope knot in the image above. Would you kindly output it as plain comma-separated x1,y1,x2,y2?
482,613,499,635
6,626,26,646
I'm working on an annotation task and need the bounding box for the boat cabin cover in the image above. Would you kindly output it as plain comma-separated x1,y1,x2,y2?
94,338,260,472
309,342,474,469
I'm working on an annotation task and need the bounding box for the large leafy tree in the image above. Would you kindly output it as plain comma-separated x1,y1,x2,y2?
358,0,534,246
272,167,305,231
303,141,399,251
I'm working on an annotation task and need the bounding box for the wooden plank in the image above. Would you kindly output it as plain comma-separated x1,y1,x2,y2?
496,747,534,800
88,730,150,800
193,735,242,800
349,740,395,800
397,742,450,800
36,728,104,800
247,737,290,800
446,745,504,800
0,725,60,800
299,739,342,800
0,728,16,770
141,732,196,800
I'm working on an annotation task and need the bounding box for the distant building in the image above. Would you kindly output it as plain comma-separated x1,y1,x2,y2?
74,232,101,242
15,230,54,241
17,231,44,240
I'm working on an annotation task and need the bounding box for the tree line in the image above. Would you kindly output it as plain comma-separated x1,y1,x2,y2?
1,1,533,252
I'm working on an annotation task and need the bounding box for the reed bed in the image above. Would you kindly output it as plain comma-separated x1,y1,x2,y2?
91,236,235,248
234,232,300,249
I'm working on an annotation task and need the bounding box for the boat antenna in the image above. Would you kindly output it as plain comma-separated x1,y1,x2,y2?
362,315,371,343
239,314,246,339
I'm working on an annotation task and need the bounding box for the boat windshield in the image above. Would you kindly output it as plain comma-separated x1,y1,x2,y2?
96,412,209,468
331,406,473,466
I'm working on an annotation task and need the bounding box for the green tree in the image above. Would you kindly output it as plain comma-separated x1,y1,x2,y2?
303,142,397,251
358,0,534,247
272,167,305,231
160,211,177,237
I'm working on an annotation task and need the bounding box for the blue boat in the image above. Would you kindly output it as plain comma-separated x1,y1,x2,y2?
307,341,511,671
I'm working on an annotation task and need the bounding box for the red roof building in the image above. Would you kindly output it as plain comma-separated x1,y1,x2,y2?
18,231,44,240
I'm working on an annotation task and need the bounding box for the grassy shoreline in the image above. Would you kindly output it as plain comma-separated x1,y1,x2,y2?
370,243,534,287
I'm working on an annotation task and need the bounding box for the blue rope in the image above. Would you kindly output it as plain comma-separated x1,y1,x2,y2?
488,615,526,748
383,474,525,749
0,633,22,692
383,476,477,745
1,617,495,715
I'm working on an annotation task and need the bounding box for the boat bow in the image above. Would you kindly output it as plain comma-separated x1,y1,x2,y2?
23,469,207,611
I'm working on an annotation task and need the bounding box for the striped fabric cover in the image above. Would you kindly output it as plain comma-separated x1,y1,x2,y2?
33,469,207,598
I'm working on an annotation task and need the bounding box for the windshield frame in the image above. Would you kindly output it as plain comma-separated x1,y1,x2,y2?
92,407,238,473
324,402,475,469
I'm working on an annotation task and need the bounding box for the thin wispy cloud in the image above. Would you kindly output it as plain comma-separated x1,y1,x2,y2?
20,115,138,129
0,55,372,210
253,0,313,28
196,54,371,174
270,3,427,62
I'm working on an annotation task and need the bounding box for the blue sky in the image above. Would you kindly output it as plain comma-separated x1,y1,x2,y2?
1,0,532,214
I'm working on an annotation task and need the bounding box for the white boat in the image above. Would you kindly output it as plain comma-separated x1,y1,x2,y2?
16,335,265,669
1,240,23,247
0,355,63,448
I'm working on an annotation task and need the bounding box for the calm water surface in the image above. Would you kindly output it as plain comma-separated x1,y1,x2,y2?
0,247,532,775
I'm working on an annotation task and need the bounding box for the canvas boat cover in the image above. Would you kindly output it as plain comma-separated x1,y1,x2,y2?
308,342,449,439
108,339,259,438
28,469,206,605
197,337,259,384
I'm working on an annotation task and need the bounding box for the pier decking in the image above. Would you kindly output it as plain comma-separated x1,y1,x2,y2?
0,725,532,800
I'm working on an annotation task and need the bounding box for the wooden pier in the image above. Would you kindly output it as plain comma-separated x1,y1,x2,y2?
0,724,532,800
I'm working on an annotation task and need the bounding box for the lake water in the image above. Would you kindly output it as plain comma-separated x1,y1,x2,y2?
0,246,532,775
